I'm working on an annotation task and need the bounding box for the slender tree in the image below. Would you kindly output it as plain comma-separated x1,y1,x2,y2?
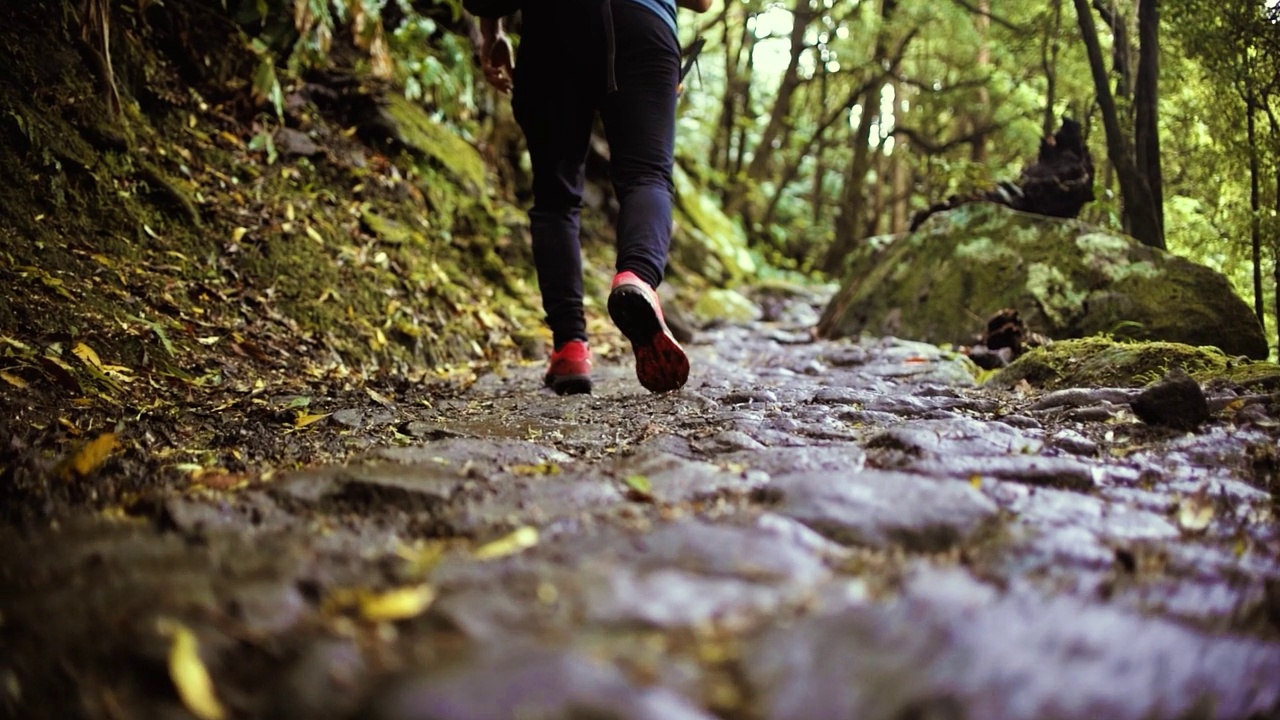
822,0,900,273
1133,0,1163,239
1072,0,1165,249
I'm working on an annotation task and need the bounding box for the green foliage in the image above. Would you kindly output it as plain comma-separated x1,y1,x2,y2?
231,0,473,122
391,16,476,118
205,0,1280,359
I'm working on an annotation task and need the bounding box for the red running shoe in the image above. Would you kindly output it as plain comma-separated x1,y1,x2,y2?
608,271,689,393
544,340,592,395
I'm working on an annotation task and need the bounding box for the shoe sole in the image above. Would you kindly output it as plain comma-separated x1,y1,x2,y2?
608,285,689,393
546,374,592,396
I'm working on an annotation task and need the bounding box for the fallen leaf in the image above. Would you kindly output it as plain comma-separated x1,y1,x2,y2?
624,474,652,495
969,474,983,489
157,619,225,720
63,432,118,480
231,227,249,243
357,585,436,621
0,371,27,389
510,462,561,476
72,342,103,370
473,526,538,560
294,412,330,428
197,336,222,346
101,364,136,383
0,335,33,352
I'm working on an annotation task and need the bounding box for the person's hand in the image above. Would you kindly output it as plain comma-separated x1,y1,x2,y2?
478,20,514,93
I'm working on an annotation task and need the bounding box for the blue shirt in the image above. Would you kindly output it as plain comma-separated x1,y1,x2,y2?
623,0,677,35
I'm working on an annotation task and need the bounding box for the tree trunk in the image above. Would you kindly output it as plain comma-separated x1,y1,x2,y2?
731,33,757,181
820,0,898,273
1041,0,1063,136
1072,0,1164,249
710,7,737,175
868,150,886,236
1093,0,1133,104
812,69,830,226
890,149,910,234
744,0,814,182
1133,0,1163,244
970,0,991,163
823,86,882,273
712,5,754,181
1248,98,1265,328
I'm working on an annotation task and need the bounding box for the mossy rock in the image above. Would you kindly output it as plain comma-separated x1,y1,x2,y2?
692,288,761,324
670,162,755,285
988,337,1280,390
378,94,487,192
816,203,1269,359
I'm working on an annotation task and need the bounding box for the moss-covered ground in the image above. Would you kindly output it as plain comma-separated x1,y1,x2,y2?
0,1,573,520
988,336,1280,391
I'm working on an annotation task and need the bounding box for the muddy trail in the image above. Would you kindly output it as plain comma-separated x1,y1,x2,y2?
3,288,1280,720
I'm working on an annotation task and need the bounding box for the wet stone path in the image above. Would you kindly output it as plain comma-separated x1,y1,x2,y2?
4,291,1280,720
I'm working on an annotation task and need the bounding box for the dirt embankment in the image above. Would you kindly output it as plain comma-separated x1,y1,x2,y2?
0,1,545,521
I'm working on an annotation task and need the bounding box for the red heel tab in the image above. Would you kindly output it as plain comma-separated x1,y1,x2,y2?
611,271,644,290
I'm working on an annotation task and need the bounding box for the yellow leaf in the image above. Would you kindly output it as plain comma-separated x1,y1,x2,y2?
157,619,225,720
623,474,652,495
473,526,539,560
0,371,27,389
102,365,136,383
197,336,222,346
231,227,249,243
510,462,561,476
969,474,983,489
305,225,325,244
356,585,436,621
72,342,103,370
294,412,330,428
67,432,118,479
0,335,32,351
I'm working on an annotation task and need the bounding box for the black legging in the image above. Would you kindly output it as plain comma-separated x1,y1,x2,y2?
512,0,680,349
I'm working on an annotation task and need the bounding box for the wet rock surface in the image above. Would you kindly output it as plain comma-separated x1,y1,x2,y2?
3,292,1280,720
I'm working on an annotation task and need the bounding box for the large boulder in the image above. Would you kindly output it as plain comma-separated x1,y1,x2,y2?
816,204,1269,359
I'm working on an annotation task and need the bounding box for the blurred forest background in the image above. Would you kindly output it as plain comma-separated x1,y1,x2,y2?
2,0,1280,378
253,0,1280,352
